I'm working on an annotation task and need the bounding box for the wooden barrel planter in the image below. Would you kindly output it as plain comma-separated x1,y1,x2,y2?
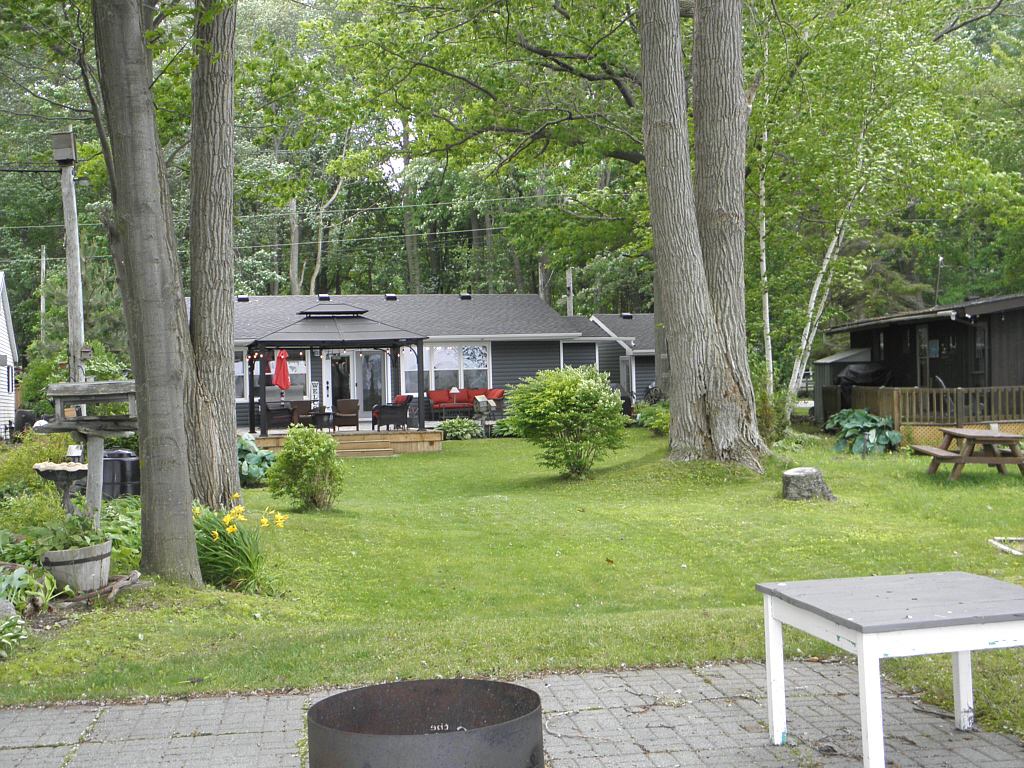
42,539,112,593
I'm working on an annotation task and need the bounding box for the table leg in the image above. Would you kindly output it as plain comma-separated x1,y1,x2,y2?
981,443,1008,475
949,438,974,482
857,641,886,768
763,596,788,745
1009,443,1024,477
952,651,975,731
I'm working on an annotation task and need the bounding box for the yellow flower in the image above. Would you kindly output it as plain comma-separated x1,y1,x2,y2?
235,514,247,522
226,524,238,534
275,521,284,528
210,530,219,541
260,517,270,528
231,493,241,500
222,514,233,526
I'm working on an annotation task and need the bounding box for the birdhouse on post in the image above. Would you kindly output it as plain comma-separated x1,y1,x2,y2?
51,129,77,166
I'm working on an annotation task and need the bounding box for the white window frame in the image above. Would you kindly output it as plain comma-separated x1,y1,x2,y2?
400,343,492,393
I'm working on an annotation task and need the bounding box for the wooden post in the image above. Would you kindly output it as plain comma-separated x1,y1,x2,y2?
58,150,86,388
86,434,105,528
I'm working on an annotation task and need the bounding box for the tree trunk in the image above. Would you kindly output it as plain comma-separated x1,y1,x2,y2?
187,0,241,511
639,0,765,471
402,125,420,293
692,0,767,460
92,0,201,585
288,197,300,294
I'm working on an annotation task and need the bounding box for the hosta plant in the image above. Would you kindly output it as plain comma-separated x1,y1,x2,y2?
825,409,903,456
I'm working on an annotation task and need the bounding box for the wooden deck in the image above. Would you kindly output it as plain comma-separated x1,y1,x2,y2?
820,384,1024,446
254,428,441,458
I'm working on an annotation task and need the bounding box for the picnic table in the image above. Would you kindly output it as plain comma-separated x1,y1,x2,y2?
910,426,1024,481
757,572,1024,768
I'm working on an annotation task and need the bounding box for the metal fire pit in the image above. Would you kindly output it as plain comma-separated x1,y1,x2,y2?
307,678,543,768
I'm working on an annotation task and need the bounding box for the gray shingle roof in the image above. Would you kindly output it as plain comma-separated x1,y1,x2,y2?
590,313,656,353
232,294,584,346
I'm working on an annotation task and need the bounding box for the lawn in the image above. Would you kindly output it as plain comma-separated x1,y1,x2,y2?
2,428,1023,735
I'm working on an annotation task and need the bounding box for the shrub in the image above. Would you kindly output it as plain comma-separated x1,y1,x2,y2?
504,366,626,478
489,418,520,438
636,403,670,435
238,434,275,487
192,499,287,595
825,408,903,455
0,431,73,495
438,417,483,440
265,425,345,510
0,486,63,534
755,386,791,446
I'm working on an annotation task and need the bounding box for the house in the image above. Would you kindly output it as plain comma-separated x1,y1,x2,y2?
231,293,657,432
0,272,19,435
818,294,1024,438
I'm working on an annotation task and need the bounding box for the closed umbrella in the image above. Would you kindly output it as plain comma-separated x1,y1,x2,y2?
272,349,291,396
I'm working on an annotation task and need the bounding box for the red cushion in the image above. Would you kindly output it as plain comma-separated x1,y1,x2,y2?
466,388,487,400
486,388,504,400
428,389,451,406
394,395,410,405
454,390,472,404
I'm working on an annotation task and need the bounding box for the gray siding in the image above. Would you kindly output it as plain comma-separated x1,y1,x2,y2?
562,342,597,368
491,341,563,389
634,356,656,394
596,340,624,385
992,310,1024,387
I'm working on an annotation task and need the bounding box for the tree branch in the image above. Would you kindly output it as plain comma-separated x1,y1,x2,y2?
934,0,1007,41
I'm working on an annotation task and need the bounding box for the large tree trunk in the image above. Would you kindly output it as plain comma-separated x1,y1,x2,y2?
187,0,241,511
639,0,765,471
92,0,201,584
691,0,767,460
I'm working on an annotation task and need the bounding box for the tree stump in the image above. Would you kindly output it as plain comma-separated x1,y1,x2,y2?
782,467,836,501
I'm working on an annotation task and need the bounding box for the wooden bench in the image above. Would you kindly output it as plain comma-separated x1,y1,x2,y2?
910,444,1023,465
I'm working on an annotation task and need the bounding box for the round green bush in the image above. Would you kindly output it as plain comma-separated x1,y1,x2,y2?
265,425,345,511
504,366,626,478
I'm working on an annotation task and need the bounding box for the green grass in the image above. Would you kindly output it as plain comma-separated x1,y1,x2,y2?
3,429,1024,736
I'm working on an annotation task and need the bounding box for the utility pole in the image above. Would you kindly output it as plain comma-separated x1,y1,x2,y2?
52,127,86,385
566,267,574,317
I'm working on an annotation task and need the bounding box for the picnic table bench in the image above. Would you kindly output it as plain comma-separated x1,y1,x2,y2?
910,426,1024,481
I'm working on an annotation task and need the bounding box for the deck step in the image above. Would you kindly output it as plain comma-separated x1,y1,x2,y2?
336,447,395,458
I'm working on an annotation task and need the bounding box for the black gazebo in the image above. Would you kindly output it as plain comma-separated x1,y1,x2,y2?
245,300,428,436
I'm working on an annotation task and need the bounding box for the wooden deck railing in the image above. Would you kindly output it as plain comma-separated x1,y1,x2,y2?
819,385,1024,428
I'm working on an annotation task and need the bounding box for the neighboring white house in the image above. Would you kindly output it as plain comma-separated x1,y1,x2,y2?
0,272,19,433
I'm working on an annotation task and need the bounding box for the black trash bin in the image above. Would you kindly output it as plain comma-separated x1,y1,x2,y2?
103,449,141,499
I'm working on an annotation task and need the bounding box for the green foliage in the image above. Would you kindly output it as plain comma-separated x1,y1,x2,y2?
26,514,108,555
18,341,130,416
505,366,626,478
0,432,73,494
100,496,142,573
192,502,285,595
438,417,483,440
0,486,63,535
755,388,791,447
238,434,275,487
635,403,670,435
0,614,28,660
825,409,904,455
265,425,345,510
0,566,39,611
489,418,521,438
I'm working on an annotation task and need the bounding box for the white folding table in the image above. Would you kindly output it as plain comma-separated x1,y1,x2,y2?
757,572,1024,768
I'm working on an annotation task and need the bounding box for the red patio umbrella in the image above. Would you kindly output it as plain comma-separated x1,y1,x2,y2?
272,349,291,394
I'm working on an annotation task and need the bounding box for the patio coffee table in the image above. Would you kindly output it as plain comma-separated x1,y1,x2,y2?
757,572,1024,768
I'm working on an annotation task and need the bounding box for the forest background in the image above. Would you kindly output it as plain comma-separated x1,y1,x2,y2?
1,0,1022,396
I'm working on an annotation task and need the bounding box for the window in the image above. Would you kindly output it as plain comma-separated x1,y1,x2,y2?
400,344,491,392
264,349,308,401
234,350,246,400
